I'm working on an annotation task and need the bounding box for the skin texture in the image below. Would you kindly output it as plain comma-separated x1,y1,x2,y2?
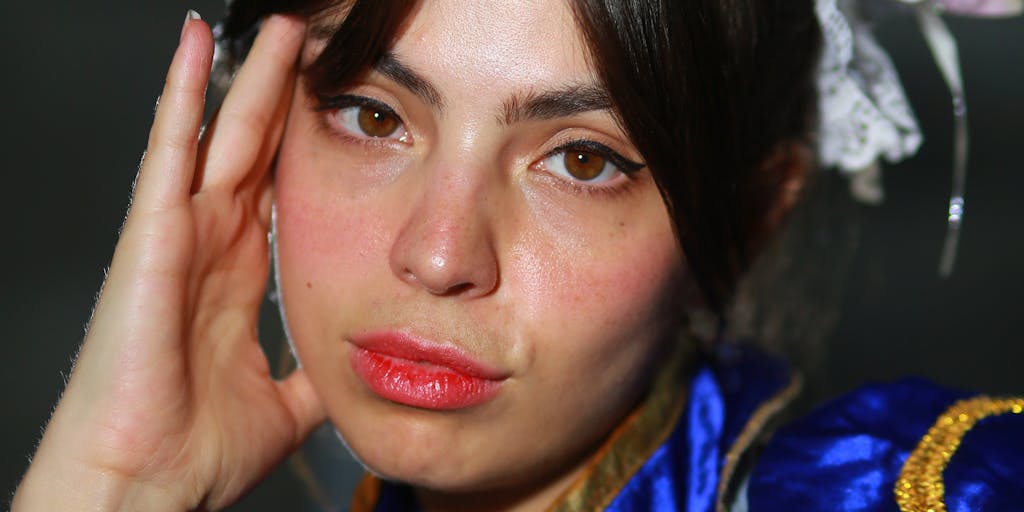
275,0,685,509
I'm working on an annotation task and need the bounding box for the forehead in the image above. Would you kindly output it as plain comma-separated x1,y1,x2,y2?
393,0,596,92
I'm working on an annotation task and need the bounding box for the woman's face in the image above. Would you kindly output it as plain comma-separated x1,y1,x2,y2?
274,0,684,500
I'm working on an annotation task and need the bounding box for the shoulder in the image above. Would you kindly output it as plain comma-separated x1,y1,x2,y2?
746,379,1024,511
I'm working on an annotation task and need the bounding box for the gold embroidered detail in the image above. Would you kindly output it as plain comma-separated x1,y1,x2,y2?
547,343,695,512
894,396,1024,512
715,373,802,512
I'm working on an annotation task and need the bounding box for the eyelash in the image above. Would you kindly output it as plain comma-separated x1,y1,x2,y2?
315,94,409,146
545,139,645,174
313,94,646,198
534,140,646,197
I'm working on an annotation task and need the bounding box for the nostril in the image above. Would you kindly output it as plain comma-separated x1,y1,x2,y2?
442,282,474,296
398,268,474,296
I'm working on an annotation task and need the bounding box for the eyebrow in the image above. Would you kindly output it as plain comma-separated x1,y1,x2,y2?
376,53,445,109
331,51,614,123
499,85,613,125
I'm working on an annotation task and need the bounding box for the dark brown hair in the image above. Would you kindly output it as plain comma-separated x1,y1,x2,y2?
218,0,821,314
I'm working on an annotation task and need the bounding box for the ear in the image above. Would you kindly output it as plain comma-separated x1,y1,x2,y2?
662,265,719,347
744,140,812,253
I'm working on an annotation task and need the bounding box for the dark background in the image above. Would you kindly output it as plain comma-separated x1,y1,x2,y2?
2,3,1022,510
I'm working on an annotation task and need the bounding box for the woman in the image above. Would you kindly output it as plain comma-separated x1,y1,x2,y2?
12,0,1022,510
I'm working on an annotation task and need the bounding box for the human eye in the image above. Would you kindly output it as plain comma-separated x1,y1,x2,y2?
316,94,409,143
535,140,645,187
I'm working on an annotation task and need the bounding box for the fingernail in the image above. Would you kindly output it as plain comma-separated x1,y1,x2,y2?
180,9,202,43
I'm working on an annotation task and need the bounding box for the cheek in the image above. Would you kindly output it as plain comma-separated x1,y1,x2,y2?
273,100,416,291
497,208,682,473
510,188,682,346
512,240,676,336
527,245,678,377
272,126,399,348
501,196,683,430
275,169,387,294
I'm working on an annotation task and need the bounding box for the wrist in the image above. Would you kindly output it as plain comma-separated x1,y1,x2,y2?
13,450,192,512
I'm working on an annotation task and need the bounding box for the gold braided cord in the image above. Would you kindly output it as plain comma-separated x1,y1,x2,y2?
894,396,1024,512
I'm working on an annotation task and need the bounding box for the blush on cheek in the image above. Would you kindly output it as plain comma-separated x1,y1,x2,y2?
511,220,680,338
580,257,677,335
274,164,394,300
281,210,386,279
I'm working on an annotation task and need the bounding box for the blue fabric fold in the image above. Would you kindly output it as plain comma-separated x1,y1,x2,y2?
605,345,794,512
748,379,1024,511
943,409,1024,511
604,367,723,512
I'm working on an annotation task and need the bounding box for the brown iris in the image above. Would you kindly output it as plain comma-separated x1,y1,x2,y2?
565,150,607,181
357,107,400,137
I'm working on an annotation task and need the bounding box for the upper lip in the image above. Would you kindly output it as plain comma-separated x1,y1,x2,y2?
349,330,509,380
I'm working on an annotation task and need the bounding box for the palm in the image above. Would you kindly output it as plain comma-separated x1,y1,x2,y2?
17,16,324,510
120,189,297,504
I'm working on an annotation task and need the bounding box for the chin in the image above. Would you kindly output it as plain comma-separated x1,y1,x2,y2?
330,399,507,492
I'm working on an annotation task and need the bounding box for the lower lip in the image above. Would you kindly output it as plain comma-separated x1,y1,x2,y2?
350,348,503,410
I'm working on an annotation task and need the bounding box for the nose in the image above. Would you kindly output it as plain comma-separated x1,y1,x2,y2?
388,164,500,299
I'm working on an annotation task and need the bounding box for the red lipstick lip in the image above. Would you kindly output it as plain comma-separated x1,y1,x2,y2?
349,331,508,410
351,331,508,380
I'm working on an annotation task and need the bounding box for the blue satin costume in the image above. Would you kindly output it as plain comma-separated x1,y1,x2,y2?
350,345,1024,511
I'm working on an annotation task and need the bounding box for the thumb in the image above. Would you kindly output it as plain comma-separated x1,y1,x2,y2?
278,368,328,446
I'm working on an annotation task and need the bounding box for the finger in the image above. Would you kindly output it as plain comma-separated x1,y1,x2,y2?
198,15,306,191
278,369,327,447
133,13,215,212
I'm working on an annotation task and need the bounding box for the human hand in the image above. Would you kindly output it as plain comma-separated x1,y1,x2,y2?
12,12,324,511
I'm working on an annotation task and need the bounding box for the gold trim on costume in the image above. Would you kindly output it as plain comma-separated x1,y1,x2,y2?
894,396,1024,512
350,473,382,512
715,373,802,512
547,345,694,512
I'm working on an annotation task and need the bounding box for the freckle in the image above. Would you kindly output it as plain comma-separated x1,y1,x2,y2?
306,281,312,289
618,221,626,228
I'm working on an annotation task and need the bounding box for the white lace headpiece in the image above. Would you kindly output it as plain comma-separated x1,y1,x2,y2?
816,0,1022,275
